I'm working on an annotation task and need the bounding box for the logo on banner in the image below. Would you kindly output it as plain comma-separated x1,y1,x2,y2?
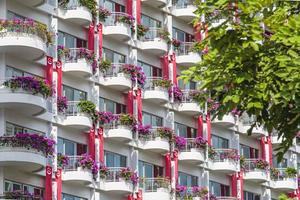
56,170,61,178
47,57,53,65
46,166,52,175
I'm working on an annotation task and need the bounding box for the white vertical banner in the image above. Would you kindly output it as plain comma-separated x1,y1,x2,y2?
171,160,176,200
237,178,241,200
52,181,57,200
95,138,100,163
51,125,58,171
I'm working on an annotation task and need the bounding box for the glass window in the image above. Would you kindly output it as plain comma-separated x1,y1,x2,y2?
172,27,194,42
178,79,197,90
240,144,259,159
138,60,162,78
244,191,260,200
178,172,198,187
209,181,230,196
272,156,287,168
104,0,126,12
102,48,126,63
5,122,44,136
5,66,38,78
58,31,87,48
99,97,126,114
62,193,87,200
175,122,197,138
105,151,127,167
138,161,163,178
57,137,87,156
212,135,229,148
141,14,161,28
63,85,87,101
142,112,163,127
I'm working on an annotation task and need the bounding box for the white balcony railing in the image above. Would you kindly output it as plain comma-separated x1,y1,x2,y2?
59,0,82,9
105,167,128,182
141,27,163,42
209,148,239,162
172,0,194,8
175,42,195,56
181,90,196,103
64,155,83,171
65,101,82,116
140,178,170,192
63,48,93,63
180,138,205,152
102,63,127,77
243,159,268,172
144,77,167,91
104,12,132,27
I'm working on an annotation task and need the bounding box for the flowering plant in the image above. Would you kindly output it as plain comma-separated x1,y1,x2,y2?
57,96,68,113
130,171,139,185
98,111,117,124
134,124,152,137
137,24,149,39
77,100,97,122
120,167,133,181
79,154,98,179
240,155,245,169
175,136,187,150
254,159,269,170
194,136,207,148
157,127,174,141
4,190,41,199
172,38,181,49
192,186,208,197
4,76,53,98
120,64,146,87
0,133,55,156
57,45,70,60
118,113,136,126
176,185,187,197
208,147,217,160
153,79,172,89
99,6,111,21
270,167,280,180
99,59,111,73
158,28,171,44
189,90,204,102
116,14,135,28
285,167,297,178
231,108,242,116
0,18,53,44
169,86,183,102
99,165,109,179
76,48,97,74
57,153,69,168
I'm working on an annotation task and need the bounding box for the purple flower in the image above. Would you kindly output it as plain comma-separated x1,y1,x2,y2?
120,64,146,87
194,136,207,147
134,124,152,136
57,96,68,113
98,111,118,124
169,86,183,102
175,136,187,150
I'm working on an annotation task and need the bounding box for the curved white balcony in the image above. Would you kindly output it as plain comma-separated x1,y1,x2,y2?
103,12,132,41
171,0,197,22
104,116,133,142
177,90,202,116
212,114,236,127
62,101,93,130
99,63,132,91
15,0,46,7
140,28,168,56
62,156,93,184
216,197,239,200
138,127,171,153
58,0,92,26
209,149,239,173
270,168,297,191
141,0,167,8
140,178,170,200
175,42,201,67
0,20,47,61
143,77,169,104
243,159,268,182
178,138,206,164
61,48,94,78
0,139,46,172
100,167,133,194
0,78,50,116
239,115,267,137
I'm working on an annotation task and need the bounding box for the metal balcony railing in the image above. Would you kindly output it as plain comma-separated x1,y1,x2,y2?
59,0,82,10
102,63,128,77
64,155,83,171
140,178,170,192
140,27,164,42
175,42,195,56
209,148,239,162
270,168,297,181
65,101,82,116
104,114,131,130
105,167,128,182
104,12,132,27
181,89,196,103
243,159,268,172
180,138,206,152
144,77,167,91
138,126,167,141
62,48,94,64
172,0,194,8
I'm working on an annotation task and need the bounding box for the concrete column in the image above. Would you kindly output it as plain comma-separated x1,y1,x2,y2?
0,167,3,195
130,148,139,195
262,187,271,200
0,109,5,137
0,0,6,19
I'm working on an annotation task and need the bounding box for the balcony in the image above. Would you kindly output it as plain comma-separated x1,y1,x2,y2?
208,148,239,173
140,178,170,200
175,42,201,67
138,127,171,153
0,134,54,172
103,12,133,41
141,0,167,8
178,138,206,164
62,156,94,184
99,63,132,91
60,101,93,130
177,90,202,116
104,114,133,142
99,167,134,194
140,28,168,56
143,77,169,104
171,0,197,22
239,116,267,138
212,114,236,127
270,168,297,191
61,48,95,78
15,0,46,7
0,77,51,116
0,19,48,61
58,0,93,26
216,197,239,200
242,159,268,182
271,134,283,145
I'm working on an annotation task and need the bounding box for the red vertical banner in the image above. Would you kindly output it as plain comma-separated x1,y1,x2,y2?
98,127,104,163
46,56,53,86
194,23,202,42
89,128,95,160
137,189,143,200
173,151,178,184
56,61,62,97
55,168,62,200
126,0,133,16
260,137,266,160
161,55,169,80
127,90,134,115
171,54,177,85
268,136,273,166
231,173,238,197
137,89,142,124
165,153,171,179
136,0,141,24
45,166,52,200
197,115,203,137
98,24,103,58
206,113,212,145
127,194,134,200
88,23,94,51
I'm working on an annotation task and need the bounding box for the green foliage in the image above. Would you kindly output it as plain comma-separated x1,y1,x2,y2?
119,114,136,126
99,60,111,73
285,167,297,178
181,0,300,159
279,194,294,200
153,79,172,89
77,100,97,122
79,0,97,18
137,24,149,39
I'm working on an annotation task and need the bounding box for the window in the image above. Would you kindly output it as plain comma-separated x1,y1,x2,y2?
62,85,87,101
57,137,87,156
137,61,162,78
105,151,127,167
104,0,126,12
99,97,126,114
175,122,197,138
178,172,198,187
244,191,260,200
178,79,196,90
209,181,230,196
240,144,259,159
142,112,163,127
7,11,25,20
5,180,44,198
138,160,163,178
62,193,87,200
141,14,161,28
58,31,87,48
272,155,287,168
102,48,126,63
172,27,194,42
212,135,229,149
5,122,44,136
5,66,39,78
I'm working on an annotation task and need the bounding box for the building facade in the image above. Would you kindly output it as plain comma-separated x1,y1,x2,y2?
0,0,298,200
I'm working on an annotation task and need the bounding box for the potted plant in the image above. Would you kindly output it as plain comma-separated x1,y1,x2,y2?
78,0,97,18
175,136,187,150
240,156,245,170
157,127,174,141
116,15,135,29
77,100,96,118
119,113,136,127
176,185,187,198
254,159,269,170
99,165,109,179
172,38,181,49
99,59,111,73
208,147,217,160
98,111,117,125
135,124,152,139
78,154,98,180
99,6,111,22
57,153,69,168
169,86,183,102
158,28,171,44
137,24,149,39
285,167,297,178
57,96,68,113
153,79,172,90
120,167,133,181
192,186,208,199
270,167,280,180
120,64,146,87
57,45,70,61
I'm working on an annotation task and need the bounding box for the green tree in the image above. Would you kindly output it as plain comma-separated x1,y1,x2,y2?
181,0,300,159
